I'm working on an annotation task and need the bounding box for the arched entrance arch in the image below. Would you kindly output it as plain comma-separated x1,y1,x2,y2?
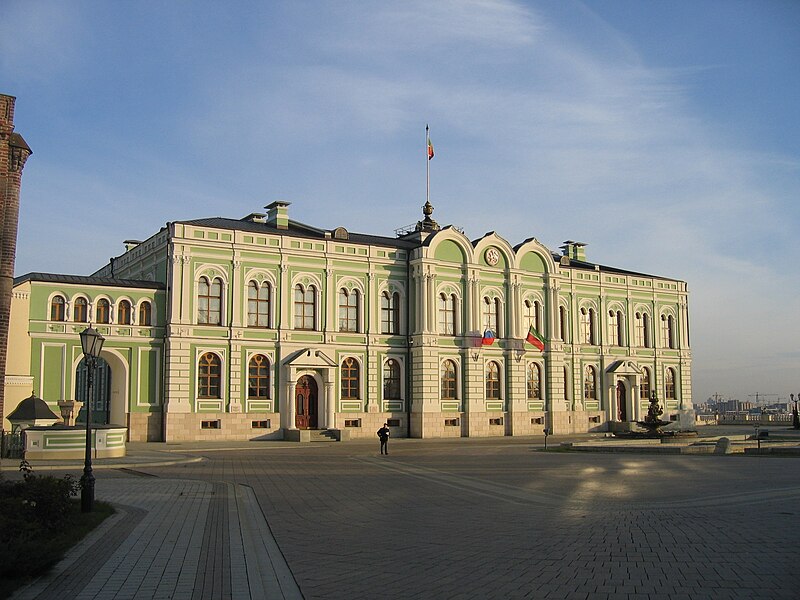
295,375,319,429
616,380,628,422
74,349,129,427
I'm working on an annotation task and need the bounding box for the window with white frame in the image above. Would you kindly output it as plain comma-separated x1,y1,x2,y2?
438,293,456,335
247,281,271,327
118,300,132,325
74,297,88,323
51,295,65,321
483,296,499,335
665,367,676,400
527,363,542,399
584,365,597,400
294,284,316,330
341,357,360,399
383,359,401,399
198,352,221,398
139,301,152,326
441,359,457,399
338,288,359,332
485,361,501,400
640,367,651,401
248,354,270,399
97,298,111,324
198,277,223,325
381,291,400,334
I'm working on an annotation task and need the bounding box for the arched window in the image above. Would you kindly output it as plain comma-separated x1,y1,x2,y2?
341,357,359,399
97,298,111,324
608,310,623,346
383,359,401,399
559,305,568,341
50,295,65,321
564,366,571,402
117,300,132,325
294,284,316,330
74,297,88,323
248,354,270,399
198,277,222,325
640,367,651,401
580,307,594,344
486,361,501,400
643,313,650,347
661,314,675,349
198,353,221,398
338,288,359,332
381,291,400,334
635,313,645,347
584,365,597,400
247,281,271,327
665,367,676,400
527,363,542,400
483,297,499,336
438,293,456,335
139,301,152,326
441,359,457,399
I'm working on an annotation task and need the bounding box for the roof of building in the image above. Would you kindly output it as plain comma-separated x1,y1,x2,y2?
7,394,59,422
175,217,421,251
14,272,165,289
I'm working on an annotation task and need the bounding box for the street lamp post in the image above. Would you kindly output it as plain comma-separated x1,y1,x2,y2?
79,325,105,513
791,393,799,430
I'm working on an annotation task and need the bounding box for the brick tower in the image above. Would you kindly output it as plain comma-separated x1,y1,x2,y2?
0,94,32,428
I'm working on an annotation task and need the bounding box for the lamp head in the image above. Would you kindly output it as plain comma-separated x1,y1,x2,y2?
80,325,106,358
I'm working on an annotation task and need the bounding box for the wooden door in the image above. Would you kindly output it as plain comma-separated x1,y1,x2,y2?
295,375,318,429
616,380,627,422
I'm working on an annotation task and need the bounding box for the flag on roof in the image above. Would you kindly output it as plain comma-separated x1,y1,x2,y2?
526,325,545,351
482,329,496,346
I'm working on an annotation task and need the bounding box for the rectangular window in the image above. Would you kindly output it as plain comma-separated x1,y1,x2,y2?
444,418,460,427
386,418,401,427
489,417,503,426
532,417,544,425
201,420,221,429
251,420,271,429
344,419,361,428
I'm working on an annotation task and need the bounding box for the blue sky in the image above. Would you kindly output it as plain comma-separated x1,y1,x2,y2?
3,0,798,406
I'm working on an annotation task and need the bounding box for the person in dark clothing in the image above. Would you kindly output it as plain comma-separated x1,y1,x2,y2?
377,423,390,455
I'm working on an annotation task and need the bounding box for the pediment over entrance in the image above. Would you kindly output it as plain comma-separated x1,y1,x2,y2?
283,348,337,368
606,360,644,376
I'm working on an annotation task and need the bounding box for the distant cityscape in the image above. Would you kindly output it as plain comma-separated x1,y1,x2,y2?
695,394,796,417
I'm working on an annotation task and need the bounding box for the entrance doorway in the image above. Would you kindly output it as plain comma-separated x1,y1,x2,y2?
616,380,627,422
75,356,111,425
295,375,318,429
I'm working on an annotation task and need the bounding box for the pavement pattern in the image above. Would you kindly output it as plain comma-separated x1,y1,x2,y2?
7,430,800,599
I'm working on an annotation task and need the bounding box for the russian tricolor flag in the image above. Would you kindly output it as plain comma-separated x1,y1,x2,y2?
481,329,496,346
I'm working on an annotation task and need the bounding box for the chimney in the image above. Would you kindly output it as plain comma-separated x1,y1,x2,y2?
560,240,587,262
265,201,290,230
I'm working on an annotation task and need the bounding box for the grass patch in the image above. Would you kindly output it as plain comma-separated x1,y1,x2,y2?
0,467,115,599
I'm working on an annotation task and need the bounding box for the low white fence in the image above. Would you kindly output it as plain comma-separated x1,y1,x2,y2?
696,413,793,426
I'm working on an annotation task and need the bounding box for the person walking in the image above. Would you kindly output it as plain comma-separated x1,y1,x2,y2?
377,423,390,455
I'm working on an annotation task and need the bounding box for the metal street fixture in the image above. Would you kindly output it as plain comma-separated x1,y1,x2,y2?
79,325,105,513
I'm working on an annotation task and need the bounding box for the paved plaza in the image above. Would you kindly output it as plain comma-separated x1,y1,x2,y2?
7,433,800,599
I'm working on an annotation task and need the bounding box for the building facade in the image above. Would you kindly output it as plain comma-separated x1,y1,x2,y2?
5,201,693,441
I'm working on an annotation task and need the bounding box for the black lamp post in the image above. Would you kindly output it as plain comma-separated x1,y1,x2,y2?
791,393,799,430
79,325,105,513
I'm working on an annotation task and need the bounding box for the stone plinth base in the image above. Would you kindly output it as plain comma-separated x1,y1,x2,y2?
164,412,282,441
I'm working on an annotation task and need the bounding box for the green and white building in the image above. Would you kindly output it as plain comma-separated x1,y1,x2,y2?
5,201,692,441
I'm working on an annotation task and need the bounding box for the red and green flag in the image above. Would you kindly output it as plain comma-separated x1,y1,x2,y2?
526,325,545,351
427,137,434,160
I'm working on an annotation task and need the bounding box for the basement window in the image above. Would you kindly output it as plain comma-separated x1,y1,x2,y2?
251,420,271,429
532,417,544,425
444,418,460,427
344,419,361,428
201,420,221,430
489,418,503,426
387,419,401,427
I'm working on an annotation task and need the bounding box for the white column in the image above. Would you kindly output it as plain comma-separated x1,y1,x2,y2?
286,379,296,430
325,379,335,429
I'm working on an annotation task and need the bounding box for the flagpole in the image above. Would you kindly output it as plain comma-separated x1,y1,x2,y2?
426,124,430,205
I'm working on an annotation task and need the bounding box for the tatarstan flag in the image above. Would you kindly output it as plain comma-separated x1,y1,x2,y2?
427,138,434,160
526,325,545,351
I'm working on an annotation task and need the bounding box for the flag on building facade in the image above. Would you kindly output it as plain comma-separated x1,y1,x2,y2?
482,329,496,346
526,325,545,351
